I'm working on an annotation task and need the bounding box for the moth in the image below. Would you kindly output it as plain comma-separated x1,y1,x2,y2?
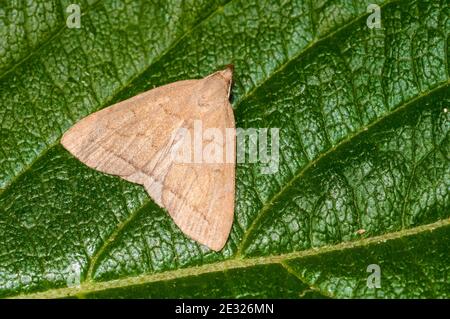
61,67,236,251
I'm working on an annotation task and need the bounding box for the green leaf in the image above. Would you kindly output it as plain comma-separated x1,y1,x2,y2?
0,0,448,298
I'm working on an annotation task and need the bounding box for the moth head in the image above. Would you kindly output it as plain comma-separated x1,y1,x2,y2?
198,66,233,109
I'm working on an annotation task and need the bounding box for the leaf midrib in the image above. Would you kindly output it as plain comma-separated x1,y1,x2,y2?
12,217,450,299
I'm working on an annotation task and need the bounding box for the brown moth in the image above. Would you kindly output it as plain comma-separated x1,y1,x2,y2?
61,67,235,251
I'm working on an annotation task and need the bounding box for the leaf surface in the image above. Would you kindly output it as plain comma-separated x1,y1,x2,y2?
0,0,448,298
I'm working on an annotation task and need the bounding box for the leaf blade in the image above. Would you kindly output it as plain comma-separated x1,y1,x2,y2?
0,0,448,298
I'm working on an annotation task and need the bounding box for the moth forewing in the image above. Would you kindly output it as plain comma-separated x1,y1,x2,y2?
61,68,235,251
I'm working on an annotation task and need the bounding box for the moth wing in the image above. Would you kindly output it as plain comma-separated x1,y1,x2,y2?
162,96,235,251
61,79,198,198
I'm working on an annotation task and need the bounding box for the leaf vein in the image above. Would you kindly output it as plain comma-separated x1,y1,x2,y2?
12,217,450,299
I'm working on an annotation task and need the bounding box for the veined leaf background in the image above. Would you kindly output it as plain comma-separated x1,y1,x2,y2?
0,0,449,298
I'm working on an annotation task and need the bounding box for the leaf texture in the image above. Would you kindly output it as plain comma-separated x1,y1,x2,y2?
0,0,448,298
